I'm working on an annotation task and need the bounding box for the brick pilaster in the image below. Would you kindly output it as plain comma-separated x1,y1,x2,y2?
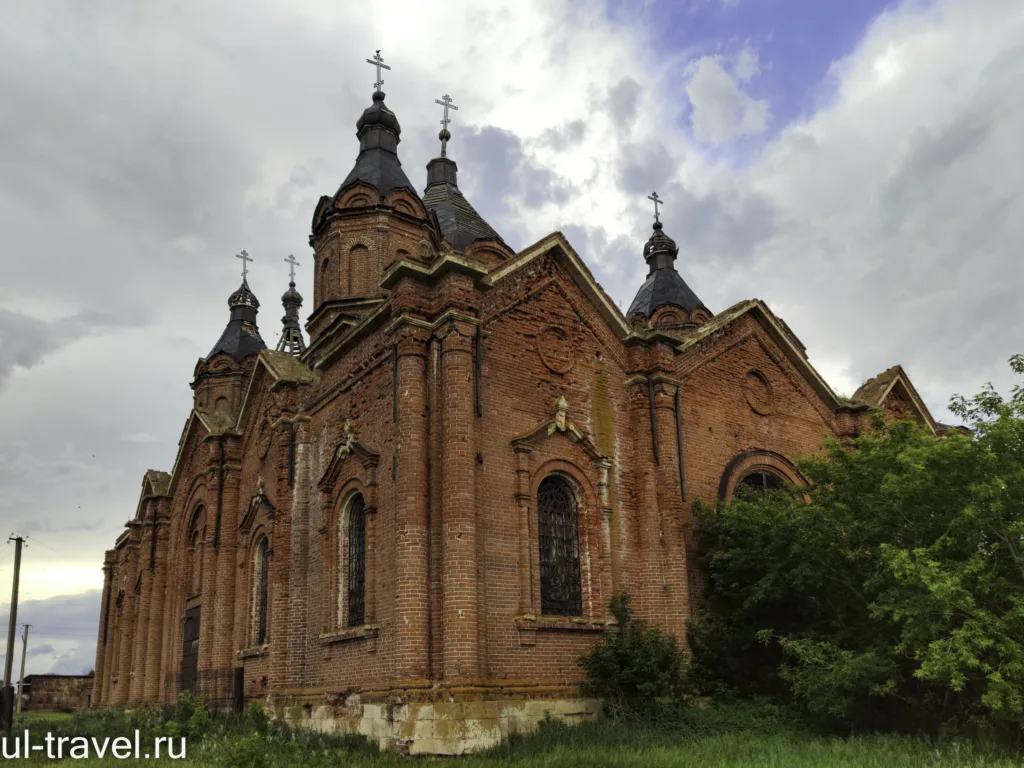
286,418,312,687
211,460,242,698
627,380,666,623
143,506,170,702
392,325,430,680
91,553,114,706
438,320,480,679
112,547,139,706
652,379,690,642
129,505,157,703
197,523,218,700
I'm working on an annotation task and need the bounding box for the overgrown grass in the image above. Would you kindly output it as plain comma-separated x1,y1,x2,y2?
8,699,1021,766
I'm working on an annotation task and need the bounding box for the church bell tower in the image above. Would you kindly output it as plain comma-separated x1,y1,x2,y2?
306,51,436,346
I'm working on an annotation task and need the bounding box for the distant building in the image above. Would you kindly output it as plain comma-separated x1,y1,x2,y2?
21,674,92,712
91,65,946,754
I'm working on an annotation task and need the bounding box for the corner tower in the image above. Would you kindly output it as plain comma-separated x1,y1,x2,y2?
306,52,437,346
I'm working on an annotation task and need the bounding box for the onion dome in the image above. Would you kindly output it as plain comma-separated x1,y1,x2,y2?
337,91,416,198
207,279,266,361
626,221,708,319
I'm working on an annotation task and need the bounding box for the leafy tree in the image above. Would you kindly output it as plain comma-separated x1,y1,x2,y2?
579,593,692,720
690,356,1024,738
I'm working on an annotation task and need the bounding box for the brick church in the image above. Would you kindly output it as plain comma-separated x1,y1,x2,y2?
91,59,944,753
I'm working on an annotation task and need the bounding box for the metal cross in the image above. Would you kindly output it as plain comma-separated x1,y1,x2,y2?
435,93,459,131
648,191,663,223
366,49,391,93
236,249,253,281
284,254,299,282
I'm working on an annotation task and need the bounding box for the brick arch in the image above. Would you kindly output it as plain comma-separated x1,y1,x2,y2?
246,527,272,647
717,449,806,502
325,479,372,632
184,504,207,598
384,188,427,219
528,458,606,620
336,183,379,210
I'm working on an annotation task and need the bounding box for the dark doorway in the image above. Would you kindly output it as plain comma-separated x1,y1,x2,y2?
180,606,201,694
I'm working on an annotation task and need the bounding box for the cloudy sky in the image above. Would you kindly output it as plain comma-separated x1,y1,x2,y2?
0,0,1021,678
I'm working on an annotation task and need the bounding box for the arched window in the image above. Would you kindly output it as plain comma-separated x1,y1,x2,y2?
343,494,366,627
537,475,582,616
348,245,369,297
186,507,205,596
740,470,783,494
252,536,270,645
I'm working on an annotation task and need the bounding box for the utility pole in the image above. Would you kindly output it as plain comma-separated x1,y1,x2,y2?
15,624,30,715
1,535,25,733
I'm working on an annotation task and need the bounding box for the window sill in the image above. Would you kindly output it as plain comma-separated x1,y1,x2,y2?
237,644,269,659
318,624,379,646
514,615,616,645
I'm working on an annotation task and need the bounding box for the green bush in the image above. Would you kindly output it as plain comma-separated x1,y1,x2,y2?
578,592,692,720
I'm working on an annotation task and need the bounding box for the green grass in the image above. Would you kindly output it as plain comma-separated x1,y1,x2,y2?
6,704,1021,767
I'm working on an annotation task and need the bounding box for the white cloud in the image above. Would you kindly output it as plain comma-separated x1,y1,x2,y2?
685,48,770,145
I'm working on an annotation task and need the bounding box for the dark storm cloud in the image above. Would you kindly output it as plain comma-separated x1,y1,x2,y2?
617,141,676,194
610,157,779,270
606,77,642,131
0,308,130,391
458,126,577,246
666,182,778,264
538,119,587,151
0,591,101,676
559,224,643,302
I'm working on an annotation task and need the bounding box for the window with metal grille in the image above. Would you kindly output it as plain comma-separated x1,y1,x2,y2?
537,475,582,616
254,536,269,645
346,494,366,627
741,470,783,493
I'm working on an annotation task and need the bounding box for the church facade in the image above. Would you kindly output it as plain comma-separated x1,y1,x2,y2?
90,68,944,754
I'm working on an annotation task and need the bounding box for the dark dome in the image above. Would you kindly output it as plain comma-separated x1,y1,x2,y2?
642,221,678,263
281,281,302,305
355,91,401,136
336,91,416,199
208,280,266,361
626,221,710,320
228,279,260,311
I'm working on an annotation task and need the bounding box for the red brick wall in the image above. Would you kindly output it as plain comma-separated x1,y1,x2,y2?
95,221,859,712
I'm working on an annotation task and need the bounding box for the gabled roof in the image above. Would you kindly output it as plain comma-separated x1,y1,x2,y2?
236,349,316,432
132,470,171,521
676,298,842,410
486,232,633,340
165,410,235,498
852,364,938,434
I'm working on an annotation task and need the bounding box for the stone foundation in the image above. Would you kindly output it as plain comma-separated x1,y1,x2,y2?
276,694,603,755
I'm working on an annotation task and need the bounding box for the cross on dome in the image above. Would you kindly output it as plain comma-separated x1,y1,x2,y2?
284,254,299,282
236,249,253,281
647,191,663,225
365,49,391,94
435,93,459,157
436,93,458,131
